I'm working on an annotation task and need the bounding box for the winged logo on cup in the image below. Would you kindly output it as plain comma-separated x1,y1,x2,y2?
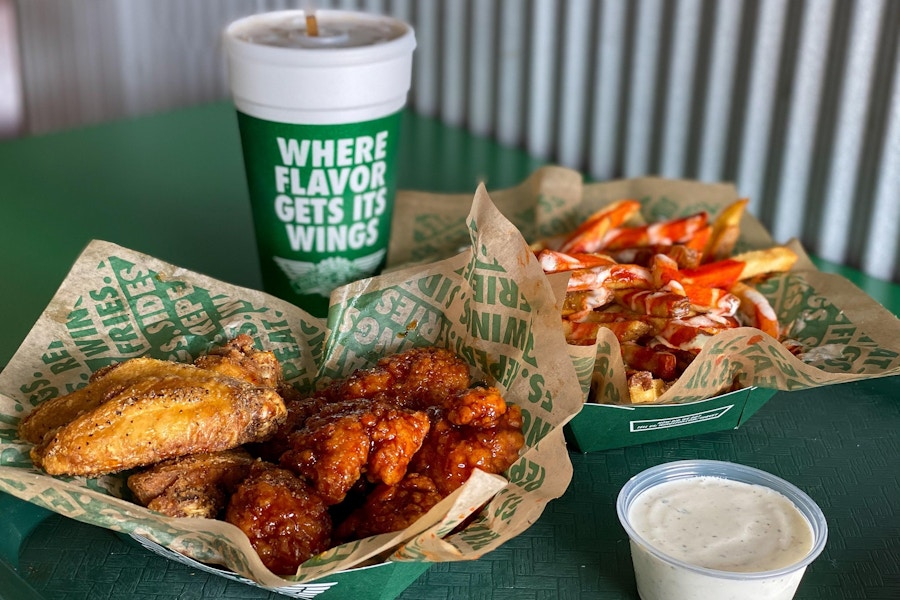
274,249,387,297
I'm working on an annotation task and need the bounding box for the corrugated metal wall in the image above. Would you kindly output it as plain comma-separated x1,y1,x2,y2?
12,0,900,282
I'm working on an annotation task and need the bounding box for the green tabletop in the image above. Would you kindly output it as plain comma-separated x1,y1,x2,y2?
1,103,898,600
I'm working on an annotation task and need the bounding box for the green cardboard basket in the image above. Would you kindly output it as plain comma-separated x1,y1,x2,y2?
0,491,431,600
565,387,778,452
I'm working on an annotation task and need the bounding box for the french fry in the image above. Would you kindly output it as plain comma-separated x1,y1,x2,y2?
558,199,641,253
537,249,617,273
562,320,601,346
566,264,653,293
542,197,799,405
684,224,712,253
562,289,614,317
730,281,780,338
594,319,655,343
679,259,746,289
684,284,741,315
653,315,738,352
579,306,670,336
730,246,798,281
610,244,701,269
703,199,748,262
621,342,678,380
615,289,692,318
602,212,709,251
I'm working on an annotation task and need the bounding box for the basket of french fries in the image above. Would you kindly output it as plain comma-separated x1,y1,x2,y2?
0,187,584,598
391,166,900,452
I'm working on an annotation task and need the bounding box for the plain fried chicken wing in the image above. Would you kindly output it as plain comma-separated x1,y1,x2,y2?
18,334,282,447
192,334,282,389
225,463,332,576
127,448,257,518
29,358,286,476
17,358,156,445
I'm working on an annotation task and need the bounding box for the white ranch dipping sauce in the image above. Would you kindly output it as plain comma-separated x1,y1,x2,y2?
627,476,815,600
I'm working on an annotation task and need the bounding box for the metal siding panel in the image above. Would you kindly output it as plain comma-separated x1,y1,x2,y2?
623,0,663,177
862,18,900,280
659,0,702,178
495,0,526,147
818,0,886,265
389,0,413,23
697,0,744,182
737,0,788,217
411,0,440,117
468,0,496,137
0,0,23,138
557,0,593,169
588,0,628,180
770,0,835,244
441,0,467,127
526,0,559,159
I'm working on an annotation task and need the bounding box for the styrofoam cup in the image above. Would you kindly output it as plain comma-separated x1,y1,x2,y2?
616,460,827,600
223,10,416,317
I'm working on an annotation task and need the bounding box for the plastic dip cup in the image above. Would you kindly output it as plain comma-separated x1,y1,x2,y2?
223,10,416,317
616,460,827,600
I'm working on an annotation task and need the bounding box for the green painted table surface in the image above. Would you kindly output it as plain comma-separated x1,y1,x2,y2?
1,103,898,599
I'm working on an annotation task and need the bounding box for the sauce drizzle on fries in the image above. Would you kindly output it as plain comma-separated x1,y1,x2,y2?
534,199,799,404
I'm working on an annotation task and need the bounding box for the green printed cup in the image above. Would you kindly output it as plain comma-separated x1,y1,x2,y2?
224,10,416,317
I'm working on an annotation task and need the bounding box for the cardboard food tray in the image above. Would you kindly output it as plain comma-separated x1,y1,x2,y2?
391,166,900,453
0,188,584,598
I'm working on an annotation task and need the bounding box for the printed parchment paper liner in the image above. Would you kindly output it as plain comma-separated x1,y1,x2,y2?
0,185,583,592
391,165,900,405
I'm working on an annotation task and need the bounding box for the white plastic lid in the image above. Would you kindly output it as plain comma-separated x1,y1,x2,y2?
224,10,416,123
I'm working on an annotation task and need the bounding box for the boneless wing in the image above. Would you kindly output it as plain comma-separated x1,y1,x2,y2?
253,347,468,462
325,346,472,409
279,398,431,505
225,463,332,576
334,473,444,542
411,387,525,496
30,358,286,476
333,387,526,542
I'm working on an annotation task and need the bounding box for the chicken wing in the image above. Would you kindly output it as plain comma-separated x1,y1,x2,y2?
192,334,282,389
332,388,524,541
253,347,472,464
18,359,154,445
410,386,525,496
334,473,443,542
225,463,332,576
18,334,281,446
127,448,257,518
30,358,286,476
324,346,472,409
279,398,430,505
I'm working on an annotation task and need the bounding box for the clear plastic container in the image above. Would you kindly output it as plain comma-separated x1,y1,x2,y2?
616,460,828,600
